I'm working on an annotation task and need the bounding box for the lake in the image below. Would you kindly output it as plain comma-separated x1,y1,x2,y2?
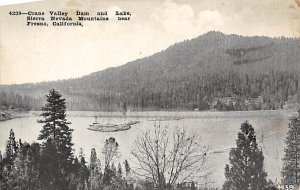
0,110,294,188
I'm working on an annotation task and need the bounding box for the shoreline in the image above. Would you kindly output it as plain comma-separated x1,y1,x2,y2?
1,109,296,122
28,109,296,119
0,109,31,121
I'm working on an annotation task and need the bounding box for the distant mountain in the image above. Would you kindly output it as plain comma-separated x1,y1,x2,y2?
1,31,300,111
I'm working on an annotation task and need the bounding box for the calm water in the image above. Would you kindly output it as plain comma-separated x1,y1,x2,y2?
0,110,293,187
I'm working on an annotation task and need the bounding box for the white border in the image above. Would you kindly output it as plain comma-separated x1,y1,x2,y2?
0,0,43,6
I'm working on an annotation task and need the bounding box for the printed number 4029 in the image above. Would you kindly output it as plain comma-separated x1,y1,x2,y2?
277,185,294,190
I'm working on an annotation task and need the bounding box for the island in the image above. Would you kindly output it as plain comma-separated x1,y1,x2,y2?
87,120,140,132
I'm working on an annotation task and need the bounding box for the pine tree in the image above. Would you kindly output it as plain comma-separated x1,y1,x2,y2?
124,159,132,188
223,121,267,190
38,89,73,143
0,130,19,190
90,148,97,170
39,139,61,189
281,109,300,186
78,156,89,190
26,143,41,189
89,148,102,190
117,163,122,178
8,143,40,189
5,129,19,157
38,89,74,189
4,129,19,171
124,159,131,177
78,148,85,163
38,89,74,165
6,145,28,189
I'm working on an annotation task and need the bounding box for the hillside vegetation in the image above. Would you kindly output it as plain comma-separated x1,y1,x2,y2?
1,31,299,111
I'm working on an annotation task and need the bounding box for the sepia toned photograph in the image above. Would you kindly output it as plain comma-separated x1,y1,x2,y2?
0,0,299,189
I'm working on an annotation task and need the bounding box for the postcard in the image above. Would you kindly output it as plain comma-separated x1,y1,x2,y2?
0,0,299,189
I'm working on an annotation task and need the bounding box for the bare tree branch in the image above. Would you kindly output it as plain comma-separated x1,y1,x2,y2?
131,123,213,189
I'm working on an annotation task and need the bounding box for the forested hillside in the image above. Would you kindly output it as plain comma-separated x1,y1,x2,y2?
1,31,299,111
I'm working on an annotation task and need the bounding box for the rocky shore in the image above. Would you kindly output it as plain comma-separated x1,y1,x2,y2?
0,109,28,121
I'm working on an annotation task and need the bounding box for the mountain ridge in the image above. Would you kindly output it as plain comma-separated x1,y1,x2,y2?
0,31,300,111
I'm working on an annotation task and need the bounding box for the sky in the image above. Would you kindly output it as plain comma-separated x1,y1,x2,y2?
0,0,299,84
